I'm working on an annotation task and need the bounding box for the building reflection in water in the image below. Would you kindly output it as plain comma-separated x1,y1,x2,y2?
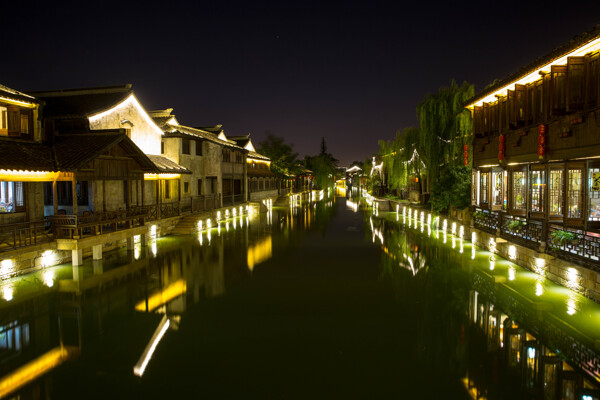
368,203,600,400
247,236,272,272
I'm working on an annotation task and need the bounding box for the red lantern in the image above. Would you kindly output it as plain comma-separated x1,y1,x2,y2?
463,145,469,166
498,134,505,162
538,124,546,160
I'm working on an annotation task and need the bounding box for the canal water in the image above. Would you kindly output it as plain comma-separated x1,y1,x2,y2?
1,191,600,399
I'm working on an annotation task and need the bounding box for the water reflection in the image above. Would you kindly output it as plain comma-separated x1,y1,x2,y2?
368,201,600,399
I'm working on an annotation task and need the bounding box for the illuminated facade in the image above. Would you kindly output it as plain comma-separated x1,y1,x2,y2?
468,25,600,266
0,84,44,225
227,134,279,201
31,85,191,209
150,109,248,209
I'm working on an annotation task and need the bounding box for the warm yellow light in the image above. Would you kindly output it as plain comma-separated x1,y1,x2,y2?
247,237,272,271
135,279,186,312
144,173,181,180
88,93,164,137
247,158,271,167
43,270,54,287
2,286,13,301
133,315,170,377
0,259,14,277
0,346,78,398
0,96,37,108
467,37,600,108
0,170,73,182
41,250,55,268
508,245,517,261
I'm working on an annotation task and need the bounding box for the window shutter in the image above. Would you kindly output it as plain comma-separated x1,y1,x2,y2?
551,65,567,115
515,84,526,123
567,56,585,111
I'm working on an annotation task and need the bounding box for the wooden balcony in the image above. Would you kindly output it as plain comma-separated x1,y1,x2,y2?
0,220,53,252
49,207,151,239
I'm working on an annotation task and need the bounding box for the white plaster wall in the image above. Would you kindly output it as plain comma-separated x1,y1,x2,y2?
88,95,162,155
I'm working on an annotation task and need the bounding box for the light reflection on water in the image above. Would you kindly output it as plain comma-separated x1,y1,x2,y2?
2,192,600,398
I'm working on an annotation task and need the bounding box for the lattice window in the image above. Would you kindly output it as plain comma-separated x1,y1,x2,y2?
530,170,546,213
549,170,563,216
492,171,503,207
512,171,526,210
480,172,489,205
471,171,478,205
568,169,583,218
589,167,600,221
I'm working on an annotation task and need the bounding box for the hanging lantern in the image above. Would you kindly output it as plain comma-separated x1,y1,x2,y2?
537,124,547,159
498,134,506,162
463,145,469,166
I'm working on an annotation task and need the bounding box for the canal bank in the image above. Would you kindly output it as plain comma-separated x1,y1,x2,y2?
3,191,600,398
371,193,600,304
366,193,600,398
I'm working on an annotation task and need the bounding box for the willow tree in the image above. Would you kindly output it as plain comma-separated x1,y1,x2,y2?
417,80,474,195
377,126,421,195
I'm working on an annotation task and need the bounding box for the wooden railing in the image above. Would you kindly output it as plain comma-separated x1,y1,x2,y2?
472,209,600,268
547,225,600,271
50,207,150,239
180,194,221,213
499,214,544,248
472,209,499,234
223,194,243,205
279,187,292,195
293,185,311,193
0,220,53,251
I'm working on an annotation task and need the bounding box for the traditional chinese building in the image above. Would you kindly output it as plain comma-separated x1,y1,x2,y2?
227,134,279,201
467,24,600,266
0,83,163,271
150,109,247,210
30,85,191,214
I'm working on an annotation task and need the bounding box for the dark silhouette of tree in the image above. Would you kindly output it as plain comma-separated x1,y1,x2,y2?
257,132,300,176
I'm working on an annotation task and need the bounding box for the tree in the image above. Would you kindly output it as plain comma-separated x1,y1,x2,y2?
304,138,339,190
417,80,474,180
429,165,471,212
417,80,474,208
257,133,300,176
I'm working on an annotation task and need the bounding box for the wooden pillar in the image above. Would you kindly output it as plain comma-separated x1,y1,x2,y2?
72,177,78,215
52,180,58,215
102,181,107,212
141,179,145,206
136,179,140,206
91,181,96,212
157,179,162,219
178,178,181,203
126,180,131,210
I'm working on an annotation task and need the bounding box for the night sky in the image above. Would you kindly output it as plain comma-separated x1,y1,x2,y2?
3,1,600,166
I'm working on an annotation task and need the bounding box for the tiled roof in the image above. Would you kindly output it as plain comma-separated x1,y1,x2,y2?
0,83,42,105
467,24,600,106
0,137,55,171
248,150,270,161
146,155,191,174
29,85,132,119
165,125,246,151
152,116,172,129
53,133,157,172
247,167,278,177
0,132,158,173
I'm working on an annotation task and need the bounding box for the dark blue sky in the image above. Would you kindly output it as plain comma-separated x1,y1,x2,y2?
3,1,600,165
